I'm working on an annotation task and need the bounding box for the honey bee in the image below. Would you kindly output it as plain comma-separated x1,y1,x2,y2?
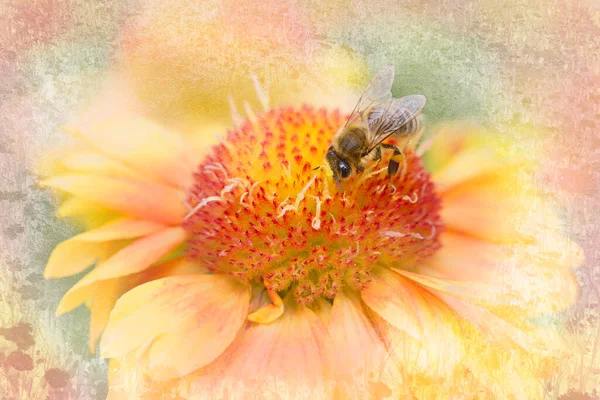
326,66,426,187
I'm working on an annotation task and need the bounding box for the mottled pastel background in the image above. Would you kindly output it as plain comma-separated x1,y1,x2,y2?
0,0,598,398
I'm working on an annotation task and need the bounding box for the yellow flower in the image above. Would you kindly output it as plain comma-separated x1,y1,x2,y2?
43,106,582,398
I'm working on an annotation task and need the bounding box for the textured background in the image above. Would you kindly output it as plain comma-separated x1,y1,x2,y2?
0,0,598,398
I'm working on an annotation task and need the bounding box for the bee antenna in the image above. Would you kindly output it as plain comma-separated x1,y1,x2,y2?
313,165,322,171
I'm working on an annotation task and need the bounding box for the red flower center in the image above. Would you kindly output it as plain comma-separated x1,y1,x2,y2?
184,106,442,305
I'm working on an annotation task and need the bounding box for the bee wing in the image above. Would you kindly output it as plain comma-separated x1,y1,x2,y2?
365,95,426,154
344,66,395,127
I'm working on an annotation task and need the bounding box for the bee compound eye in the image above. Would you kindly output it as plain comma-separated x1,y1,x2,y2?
338,161,351,178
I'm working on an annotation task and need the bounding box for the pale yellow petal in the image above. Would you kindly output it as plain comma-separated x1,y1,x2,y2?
87,279,121,354
436,291,564,355
101,274,250,381
86,257,206,354
45,241,123,279
45,218,167,278
56,197,117,228
56,227,187,314
417,231,581,317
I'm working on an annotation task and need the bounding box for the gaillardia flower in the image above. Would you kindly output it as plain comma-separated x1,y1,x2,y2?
43,103,582,398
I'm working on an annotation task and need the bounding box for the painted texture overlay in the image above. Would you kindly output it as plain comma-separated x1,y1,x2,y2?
1,0,598,398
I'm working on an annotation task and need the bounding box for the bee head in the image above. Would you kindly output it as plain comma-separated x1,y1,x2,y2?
326,146,352,189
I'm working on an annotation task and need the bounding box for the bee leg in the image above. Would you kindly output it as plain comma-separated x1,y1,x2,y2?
381,143,406,180
374,146,382,163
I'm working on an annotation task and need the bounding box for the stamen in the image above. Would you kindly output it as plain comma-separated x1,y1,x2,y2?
380,230,425,240
243,101,258,127
205,163,229,180
228,95,244,129
220,182,240,197
184,196,225,220
290,174,318,210
423,221,437,240
401,191,419,203
247,181,261,203
250,73,270,111
310,195,322,230
276,204,297,219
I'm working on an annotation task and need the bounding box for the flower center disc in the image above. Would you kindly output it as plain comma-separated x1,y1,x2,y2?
184,106,442,305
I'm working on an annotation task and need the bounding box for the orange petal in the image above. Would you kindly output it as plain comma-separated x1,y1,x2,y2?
328,290,389,392
432,146,505,192
45,218,167,278
62,151,152,183
101,275,249,380
362,269,465,381
67,117,199,189
189,296,336,398
439,172,562,244
41,174,187,225
56,227,187,315
360,268,425,342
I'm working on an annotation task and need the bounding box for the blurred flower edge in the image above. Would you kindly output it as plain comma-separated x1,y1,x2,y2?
39,97,583,398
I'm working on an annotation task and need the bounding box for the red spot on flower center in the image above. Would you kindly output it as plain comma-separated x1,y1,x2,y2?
184,106,442,305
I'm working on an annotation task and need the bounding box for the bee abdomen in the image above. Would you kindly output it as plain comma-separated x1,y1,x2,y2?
396,114,422,137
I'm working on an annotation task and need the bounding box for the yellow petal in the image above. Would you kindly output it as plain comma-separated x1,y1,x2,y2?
101,274,250,381
41,174,186,225
189,295,336,398
45,241,123,279
435,291,564,355
106,357,159,400
67,117,199,189
45,218,167,278
87,279,121,354
87,257,206,354
247,287,284,324
56,197,117,228
56,227,187,314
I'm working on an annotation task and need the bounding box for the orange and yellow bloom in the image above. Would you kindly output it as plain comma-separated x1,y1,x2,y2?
42,97,582,398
